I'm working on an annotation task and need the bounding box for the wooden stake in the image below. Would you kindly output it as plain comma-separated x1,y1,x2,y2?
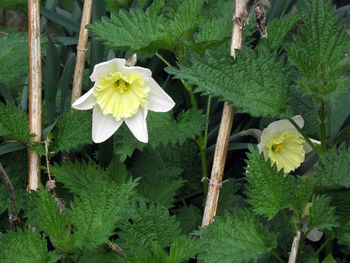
201,0,248,227
71,0,93,106
288,231,301,263
28,0,42,191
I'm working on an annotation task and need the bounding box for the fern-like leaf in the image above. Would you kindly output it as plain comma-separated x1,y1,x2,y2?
0,229,61,263
199,210,277,263
245,146,295,219
0,103,32,143
287,0,350,103
167,46,293,118
50,111,92,153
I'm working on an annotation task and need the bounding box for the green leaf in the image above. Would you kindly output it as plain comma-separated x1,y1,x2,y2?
88,8,170,53
322,254,337,263
291,177,314,216
167,46,293,118
0,228,61,263
166,236,200,263
118,202,182,254
315,146,350,190
69,179,137,249
260,13,301,51
50,111,92,153
308,195,338,231
175,205,202,234
36,189,75,253
245,146,295,219
287,0,350,103
0,32,28,87
40,7,80,32
89,0,204,53
116,109,206,160
199,210,277,263
0,103,32,143
328,190,350,225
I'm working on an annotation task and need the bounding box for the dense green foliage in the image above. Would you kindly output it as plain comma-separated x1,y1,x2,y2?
1,0,350,262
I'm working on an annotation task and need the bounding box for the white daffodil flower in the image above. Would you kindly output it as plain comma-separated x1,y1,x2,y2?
72,58,175,143
257,115,312,174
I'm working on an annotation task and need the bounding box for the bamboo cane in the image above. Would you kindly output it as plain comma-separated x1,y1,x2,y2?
201,0,248,227
28,0,42,191
71,0,93,106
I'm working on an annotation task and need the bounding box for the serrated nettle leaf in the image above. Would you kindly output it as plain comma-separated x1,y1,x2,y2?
0,32,29,87
308,195,338,231
328,190,350,225
168,46,293,118
245,146,295,219
199,210,277,263
287,0,350,102
315,145,350,190
260,13,301,51
89,0,205,53
50,111,92,153
118,202,182,256
0,228,62,263
115,109,206,160
0,102,33,143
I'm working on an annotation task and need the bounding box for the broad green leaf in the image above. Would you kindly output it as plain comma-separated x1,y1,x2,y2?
199,210,277,263
0,229,61,263
0,103,32,143
168,46,293,118
308,195,338,231
245,147,295,219
315,146,350,190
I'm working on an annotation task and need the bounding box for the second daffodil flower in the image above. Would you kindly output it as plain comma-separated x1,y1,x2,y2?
257,115,311,174
72,58,175,143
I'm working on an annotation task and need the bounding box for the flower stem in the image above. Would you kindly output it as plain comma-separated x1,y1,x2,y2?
271,249,285,263
312,235,334,257
289,118,319,156
280,209,294,234
331,124,350,148
155,51,209,195
319,101,327,154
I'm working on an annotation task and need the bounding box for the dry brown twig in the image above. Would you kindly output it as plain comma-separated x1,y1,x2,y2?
0,163,20,231
201,0,267,227
71,0,93,107
28,0,42,191
289,231,301,263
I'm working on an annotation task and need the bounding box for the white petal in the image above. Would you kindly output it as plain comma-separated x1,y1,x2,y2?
124,109,148,143
147,78,175,112
304,138,321,153
92,106,123,143
90,58,126,82
292,115,304,129
122,65,152,79
306,227,324,242
72,88,95,110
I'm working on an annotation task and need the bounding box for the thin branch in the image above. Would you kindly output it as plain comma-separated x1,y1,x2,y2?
289,231,301,263
106,241,124,256
0,163,20,231
28,0,42,191
201,0,248,228
71,0,93,107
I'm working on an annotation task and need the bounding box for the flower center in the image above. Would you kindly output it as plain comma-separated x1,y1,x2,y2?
272,143,284,153
93,72,150,121
265,130,306,173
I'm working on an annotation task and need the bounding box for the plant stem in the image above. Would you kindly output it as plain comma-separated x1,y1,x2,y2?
312,235,334,257
331,124,350,148
289,118,319,155
271,249,285,263
155,51,209,195
280,209,294,234
28,0,42,191
71,0,93,107
319,101,327,153
0,163,19,231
